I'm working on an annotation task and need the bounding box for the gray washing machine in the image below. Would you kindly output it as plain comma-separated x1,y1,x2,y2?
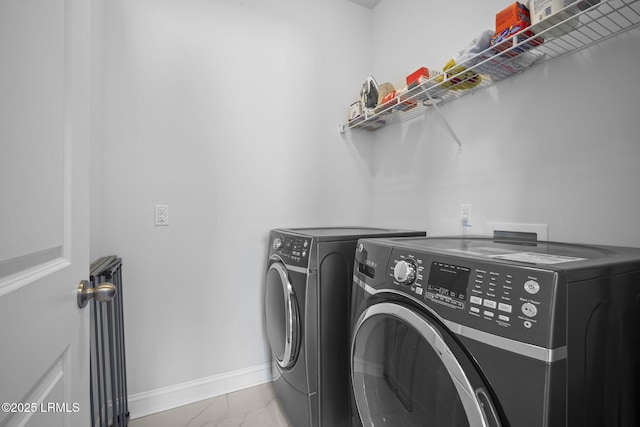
350,236,640,427
264,227,425,427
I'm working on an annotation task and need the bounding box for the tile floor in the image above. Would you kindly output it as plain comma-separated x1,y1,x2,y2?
128,382,292,427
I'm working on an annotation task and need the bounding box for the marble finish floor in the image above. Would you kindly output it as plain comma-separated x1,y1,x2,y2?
129,382,292,427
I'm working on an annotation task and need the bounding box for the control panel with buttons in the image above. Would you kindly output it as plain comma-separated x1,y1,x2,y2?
387,247,558,348
270,235,311,268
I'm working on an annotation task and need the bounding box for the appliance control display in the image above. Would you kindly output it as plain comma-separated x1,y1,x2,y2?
272,236,310,265
383,245,557,348
427,261,470,302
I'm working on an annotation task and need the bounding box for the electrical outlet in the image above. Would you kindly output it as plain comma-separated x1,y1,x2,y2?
154,204,169,226
460,204,472,226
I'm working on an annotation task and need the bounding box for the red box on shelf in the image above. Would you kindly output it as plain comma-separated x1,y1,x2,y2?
496,2,530,33
406,67,431,88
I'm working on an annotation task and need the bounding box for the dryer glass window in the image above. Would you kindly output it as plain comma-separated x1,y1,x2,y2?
352,313,471,427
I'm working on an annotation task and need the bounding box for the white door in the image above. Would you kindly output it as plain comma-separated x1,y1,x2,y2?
0,0,92,426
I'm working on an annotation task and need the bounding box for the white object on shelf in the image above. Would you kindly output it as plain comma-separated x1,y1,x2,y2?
529,0,602,37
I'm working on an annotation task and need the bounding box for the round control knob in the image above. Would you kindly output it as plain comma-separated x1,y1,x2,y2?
273,237,283,250
521,302,538,318
524,280,540,295
394,260,417,285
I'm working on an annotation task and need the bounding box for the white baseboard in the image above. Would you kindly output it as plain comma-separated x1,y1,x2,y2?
127,362,273,420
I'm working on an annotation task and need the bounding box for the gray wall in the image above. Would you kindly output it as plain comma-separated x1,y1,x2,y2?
89,0,640,418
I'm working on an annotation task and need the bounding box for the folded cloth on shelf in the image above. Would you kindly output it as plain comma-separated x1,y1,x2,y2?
436,58,482,90
435,30,493,90
455,29,494,65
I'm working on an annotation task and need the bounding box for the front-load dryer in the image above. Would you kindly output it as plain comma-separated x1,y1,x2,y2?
264,227,425,427
350,236,640,427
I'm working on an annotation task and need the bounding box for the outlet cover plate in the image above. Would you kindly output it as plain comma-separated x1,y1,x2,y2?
154,204,169,226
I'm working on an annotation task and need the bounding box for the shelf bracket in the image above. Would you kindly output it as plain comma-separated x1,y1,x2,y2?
425,92,463,153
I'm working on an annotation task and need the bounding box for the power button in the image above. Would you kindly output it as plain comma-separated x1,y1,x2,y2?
524,280,540,295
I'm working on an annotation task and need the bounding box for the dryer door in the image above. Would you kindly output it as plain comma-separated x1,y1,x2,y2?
351,302,502,427
265,262,301,369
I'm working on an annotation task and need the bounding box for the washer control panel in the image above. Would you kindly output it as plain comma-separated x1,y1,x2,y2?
388,248,557,347
270,234,311,268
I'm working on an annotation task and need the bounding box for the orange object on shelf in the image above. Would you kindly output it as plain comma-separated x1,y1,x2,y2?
496,2,530,33
374,91,399,113
380,91,396,105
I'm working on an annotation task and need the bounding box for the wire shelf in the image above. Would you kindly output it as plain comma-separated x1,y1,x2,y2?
341,0,640,133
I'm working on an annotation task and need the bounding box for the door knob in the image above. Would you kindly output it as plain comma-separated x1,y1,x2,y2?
77,280,117,308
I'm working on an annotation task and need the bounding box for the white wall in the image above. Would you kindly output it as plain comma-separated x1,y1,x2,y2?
91,0,373,416
368,0,640,247
90,0,640,418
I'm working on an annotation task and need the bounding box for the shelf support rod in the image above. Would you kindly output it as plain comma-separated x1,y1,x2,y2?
426,92,463,153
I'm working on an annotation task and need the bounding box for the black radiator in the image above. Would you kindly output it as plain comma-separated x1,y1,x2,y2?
89,256,129,427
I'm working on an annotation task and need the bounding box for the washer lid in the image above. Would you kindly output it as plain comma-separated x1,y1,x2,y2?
407,237,611,262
